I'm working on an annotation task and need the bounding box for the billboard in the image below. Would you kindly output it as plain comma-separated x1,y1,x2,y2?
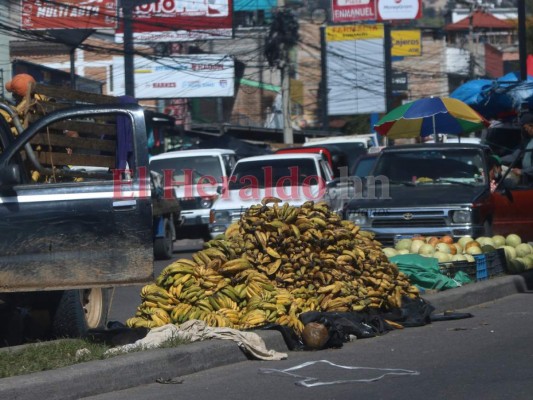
112,55,235,99
115,0,233,43
391,30,421,57
21,0,117,30
331,0,422,23
325,24,386,116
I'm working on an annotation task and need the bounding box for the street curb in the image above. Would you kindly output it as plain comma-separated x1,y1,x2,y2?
0,330,288,400
1,274,531,399
422,274,529,312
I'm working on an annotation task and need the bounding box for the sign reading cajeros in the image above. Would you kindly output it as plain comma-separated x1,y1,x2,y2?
391,30,421,57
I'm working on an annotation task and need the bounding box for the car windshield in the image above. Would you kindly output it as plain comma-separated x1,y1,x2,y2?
229,159,320,189
150,155,224,184
351,156,378,178
372,149,486,185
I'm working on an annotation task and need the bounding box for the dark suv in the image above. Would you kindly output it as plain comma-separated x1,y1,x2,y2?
343,143,496,246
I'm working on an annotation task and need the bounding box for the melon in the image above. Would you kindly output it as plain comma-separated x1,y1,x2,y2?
418,243,435,256
515,243,532,258
433,251,451,263
458,236,474,248
410,239,425,254
464,254,475,262
508,259,525,274
519,256,533,270
505,233,522,247
395,238,412,251
435,242,451,254
491,235,506,248
451,254,467,262
502,245,517,262
481,244,496,254
466,246,483,255
397,249,410,255
453,243,463,254
382,247,399,258
440,235,454,244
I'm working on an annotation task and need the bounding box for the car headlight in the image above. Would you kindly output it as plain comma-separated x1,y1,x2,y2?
347,212,368,226
451,210,471,224
212,210,231,224
200,196,217,209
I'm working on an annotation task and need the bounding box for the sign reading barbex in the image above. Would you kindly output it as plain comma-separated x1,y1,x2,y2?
392,72,408,92
21,0,118,30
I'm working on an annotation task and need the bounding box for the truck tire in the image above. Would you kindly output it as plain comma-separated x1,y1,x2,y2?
52,288,110,339
154,218,174,260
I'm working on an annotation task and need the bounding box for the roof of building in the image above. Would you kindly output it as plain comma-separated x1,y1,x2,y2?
444,10,515,31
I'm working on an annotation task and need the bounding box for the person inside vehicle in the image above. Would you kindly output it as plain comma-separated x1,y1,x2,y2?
501,113,533,184
488,155,502,193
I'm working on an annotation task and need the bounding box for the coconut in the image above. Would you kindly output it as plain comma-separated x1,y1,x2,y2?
458,236,474,248
382,247,399,258
491,235,506,248
418,243,435,256
515,243,532,258
410,239,425,254
395,238,412,251
505,233,522,247
435,242,451,254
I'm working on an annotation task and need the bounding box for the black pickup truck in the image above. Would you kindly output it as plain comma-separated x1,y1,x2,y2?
343,143,496,246
0,94,156,345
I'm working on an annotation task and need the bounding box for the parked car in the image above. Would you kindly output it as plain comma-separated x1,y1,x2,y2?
209,153,337,238
274,145,348,177
343,143,497,246
149,149,237,241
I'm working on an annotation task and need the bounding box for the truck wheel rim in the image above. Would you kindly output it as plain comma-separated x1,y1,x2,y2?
83,289,103,328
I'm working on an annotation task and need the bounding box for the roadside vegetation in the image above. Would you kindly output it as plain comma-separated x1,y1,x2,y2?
0,336,189,379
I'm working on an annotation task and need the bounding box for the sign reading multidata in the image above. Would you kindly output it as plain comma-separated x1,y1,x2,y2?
112,55,234,99
325,24,386,116
20,0,117,30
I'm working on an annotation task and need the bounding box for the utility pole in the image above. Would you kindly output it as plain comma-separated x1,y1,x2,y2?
278,0,293,144
121,0,157,98
518,0,527,81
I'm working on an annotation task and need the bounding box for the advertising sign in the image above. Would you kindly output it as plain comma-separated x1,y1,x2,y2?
115,0,233,43
377,0,422,21
330,0,422,23
331,0,377,23
21,0,117,30
391,30,421,57
325,24,386,116
112,55,235,99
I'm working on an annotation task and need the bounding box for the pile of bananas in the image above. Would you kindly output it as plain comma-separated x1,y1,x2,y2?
127,198,419,335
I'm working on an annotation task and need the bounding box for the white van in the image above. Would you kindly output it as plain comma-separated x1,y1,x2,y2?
149,149,237,241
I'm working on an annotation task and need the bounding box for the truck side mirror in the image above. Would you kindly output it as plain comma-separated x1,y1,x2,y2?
0,164,21,185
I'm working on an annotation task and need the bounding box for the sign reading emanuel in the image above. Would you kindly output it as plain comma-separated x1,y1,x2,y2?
331,0,422,23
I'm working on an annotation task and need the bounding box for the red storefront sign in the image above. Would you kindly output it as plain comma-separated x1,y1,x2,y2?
331,0,377,23
21,0,117,30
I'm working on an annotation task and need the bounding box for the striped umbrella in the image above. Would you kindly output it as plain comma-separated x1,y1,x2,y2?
374,97,490,140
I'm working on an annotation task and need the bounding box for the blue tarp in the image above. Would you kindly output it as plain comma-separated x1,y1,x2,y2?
450,72,533,121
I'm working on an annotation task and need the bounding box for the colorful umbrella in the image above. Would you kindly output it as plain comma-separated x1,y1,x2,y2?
374,97,490,140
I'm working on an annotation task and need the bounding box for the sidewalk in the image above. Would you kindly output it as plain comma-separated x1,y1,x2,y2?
1,272,531,400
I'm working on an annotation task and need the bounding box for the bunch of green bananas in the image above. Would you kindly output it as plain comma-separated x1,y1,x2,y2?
127,197,419,336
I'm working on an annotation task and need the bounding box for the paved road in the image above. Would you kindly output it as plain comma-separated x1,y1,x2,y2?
107,239,205,325
85,292,533,400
